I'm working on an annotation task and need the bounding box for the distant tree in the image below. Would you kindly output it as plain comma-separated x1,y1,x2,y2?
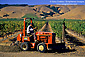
29,5,35,7
4,4,8,6
46,5,50,8
20,4,28,6
49,11,55,17
33,8,36,11
3,14,9,17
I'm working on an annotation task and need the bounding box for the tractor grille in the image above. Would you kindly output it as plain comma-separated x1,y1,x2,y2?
39,36,48,43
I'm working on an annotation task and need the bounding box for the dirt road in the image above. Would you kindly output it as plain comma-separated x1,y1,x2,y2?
0,50,84,57
0,45,85,57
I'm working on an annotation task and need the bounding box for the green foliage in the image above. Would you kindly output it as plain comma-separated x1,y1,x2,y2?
0,4,8,9
0,18,23,21
49,21,63,38
49,20,85,38
0,21,24,37
50,6,59,13
3,14,9,17
40,11,55,18
46,6,64,15
33,21,46,30
0,20,46,37
0,4,28,9
65,21,85,36
0,19,85,39
22,13,39,19
25,20,46,31
29,5,35,7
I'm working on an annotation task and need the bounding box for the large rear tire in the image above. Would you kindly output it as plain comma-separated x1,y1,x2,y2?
20,42,30,51
37,43,46,53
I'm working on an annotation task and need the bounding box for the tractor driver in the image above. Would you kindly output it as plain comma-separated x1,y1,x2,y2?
27,23,37,42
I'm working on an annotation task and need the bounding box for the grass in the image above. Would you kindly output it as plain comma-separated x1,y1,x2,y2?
22,13,39,19
0,18,23,21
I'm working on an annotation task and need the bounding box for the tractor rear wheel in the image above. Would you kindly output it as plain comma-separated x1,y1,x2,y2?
20,42,30,51
37,43,47,53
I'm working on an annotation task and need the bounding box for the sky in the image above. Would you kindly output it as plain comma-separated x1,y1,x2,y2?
0,0,85,5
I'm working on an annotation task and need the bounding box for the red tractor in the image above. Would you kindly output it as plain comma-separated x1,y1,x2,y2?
17,18,65,53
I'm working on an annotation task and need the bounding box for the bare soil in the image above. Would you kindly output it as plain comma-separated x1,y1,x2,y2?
0,45,21,52
0,45,85,57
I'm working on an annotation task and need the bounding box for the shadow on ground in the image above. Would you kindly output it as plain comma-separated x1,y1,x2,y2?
46,49,76,53
28,48,76,53
66,35,85,46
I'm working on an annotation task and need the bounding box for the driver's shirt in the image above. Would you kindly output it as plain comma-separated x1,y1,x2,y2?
27,25,34,34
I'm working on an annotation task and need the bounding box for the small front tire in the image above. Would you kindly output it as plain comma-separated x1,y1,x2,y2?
37,43,46,53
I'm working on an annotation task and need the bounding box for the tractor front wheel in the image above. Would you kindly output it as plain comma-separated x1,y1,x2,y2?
20,42,30,51
37,43,47,53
